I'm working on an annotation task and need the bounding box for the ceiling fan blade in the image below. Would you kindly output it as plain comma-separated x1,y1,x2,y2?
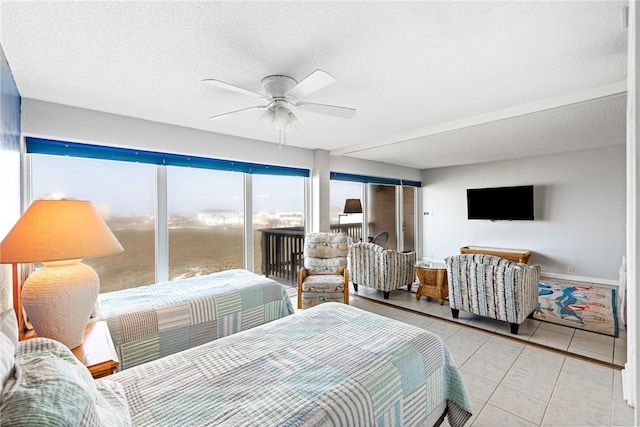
285,69,336,99
209,105,266,120
202,79,265,99
295,102,356,119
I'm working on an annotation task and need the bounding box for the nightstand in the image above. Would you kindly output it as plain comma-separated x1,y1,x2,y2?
72,321,119,378
21,320,119,379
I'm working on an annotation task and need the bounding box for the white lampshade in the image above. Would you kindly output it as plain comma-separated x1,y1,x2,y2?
287,110,299,128
260,107,276,124
0,199,123,263
274,106,291,127
0,199,123,348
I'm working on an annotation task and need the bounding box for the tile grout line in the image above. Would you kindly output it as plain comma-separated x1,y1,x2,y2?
539,355,568,426
472,340,532,425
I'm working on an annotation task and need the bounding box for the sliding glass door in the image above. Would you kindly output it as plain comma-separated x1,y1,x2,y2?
252,174,305,283
402,186,416,252
366,184,396,249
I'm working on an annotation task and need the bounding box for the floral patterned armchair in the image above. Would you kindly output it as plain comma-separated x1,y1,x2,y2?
297,232,350,309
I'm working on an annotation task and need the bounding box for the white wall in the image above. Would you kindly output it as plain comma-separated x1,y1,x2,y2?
330,155,422,182
422,145,626,282
21,99,421,182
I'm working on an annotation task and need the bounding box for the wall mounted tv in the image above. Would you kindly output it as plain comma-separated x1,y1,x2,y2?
467,185,534,221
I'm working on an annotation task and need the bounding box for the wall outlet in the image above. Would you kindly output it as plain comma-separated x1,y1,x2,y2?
568,266,574,274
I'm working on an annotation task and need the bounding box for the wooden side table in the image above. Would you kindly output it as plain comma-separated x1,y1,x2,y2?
415,261,448,305
72,321,119,378
21,320,119,379
460,246,532,264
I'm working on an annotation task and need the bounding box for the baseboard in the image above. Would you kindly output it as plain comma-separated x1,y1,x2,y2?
540,271,619,287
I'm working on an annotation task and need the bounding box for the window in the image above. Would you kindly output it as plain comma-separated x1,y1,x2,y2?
252,174,305,283
28,139,311,289
167,167,244,280
31,155,156,292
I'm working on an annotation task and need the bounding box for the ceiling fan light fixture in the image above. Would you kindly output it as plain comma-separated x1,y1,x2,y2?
260,107,275,124
287,111,299,128
274,106,291,127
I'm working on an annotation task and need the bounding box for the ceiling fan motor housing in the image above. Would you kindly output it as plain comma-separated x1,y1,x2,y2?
262,75,297,99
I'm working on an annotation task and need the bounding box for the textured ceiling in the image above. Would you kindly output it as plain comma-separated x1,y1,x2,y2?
0,1,629,169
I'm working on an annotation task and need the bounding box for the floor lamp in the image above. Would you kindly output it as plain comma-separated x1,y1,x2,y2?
338,198,362,233
0,199,123,348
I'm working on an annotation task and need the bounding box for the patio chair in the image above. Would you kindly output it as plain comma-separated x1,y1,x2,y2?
368,231,389,248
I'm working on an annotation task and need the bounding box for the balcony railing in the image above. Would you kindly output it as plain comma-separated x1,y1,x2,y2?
260,223,362,286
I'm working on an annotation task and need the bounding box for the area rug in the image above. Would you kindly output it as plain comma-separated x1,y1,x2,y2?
533,283,618,337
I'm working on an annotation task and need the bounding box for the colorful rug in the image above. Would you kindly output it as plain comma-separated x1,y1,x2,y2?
533,283,618,337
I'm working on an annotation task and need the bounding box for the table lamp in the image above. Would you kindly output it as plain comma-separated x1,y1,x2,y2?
0,199,123,348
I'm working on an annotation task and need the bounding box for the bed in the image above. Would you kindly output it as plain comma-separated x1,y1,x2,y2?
94,269,294,370
0,303,472,426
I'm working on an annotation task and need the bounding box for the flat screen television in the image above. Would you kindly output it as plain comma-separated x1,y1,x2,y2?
467,185,534,221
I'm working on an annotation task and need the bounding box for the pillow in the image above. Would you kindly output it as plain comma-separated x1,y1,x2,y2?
0,309,18,347
0,338,131,426
305,256,347,275
0,309,18,393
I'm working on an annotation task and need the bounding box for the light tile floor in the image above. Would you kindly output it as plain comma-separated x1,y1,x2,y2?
352,278,627,368
346,295,636,427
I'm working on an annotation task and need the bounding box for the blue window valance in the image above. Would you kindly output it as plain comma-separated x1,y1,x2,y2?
330,171,421,187
26,137,310,177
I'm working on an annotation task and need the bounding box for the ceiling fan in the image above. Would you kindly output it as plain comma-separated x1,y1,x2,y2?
202,69,355,146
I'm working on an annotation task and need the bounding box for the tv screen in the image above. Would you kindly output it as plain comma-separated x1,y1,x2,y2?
467,185,534,221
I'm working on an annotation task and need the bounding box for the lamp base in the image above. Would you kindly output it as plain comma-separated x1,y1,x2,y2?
22,260,99,349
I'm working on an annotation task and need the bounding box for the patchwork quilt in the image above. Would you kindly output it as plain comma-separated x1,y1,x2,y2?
95,269,294,370
107,303,473,427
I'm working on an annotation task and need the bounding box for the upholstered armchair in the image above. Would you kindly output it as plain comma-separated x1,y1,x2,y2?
445,254,540,334
348,242,416,299
297,232,350,309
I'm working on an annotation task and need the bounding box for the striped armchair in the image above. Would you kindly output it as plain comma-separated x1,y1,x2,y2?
445,254,540,334
349,242,416,299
